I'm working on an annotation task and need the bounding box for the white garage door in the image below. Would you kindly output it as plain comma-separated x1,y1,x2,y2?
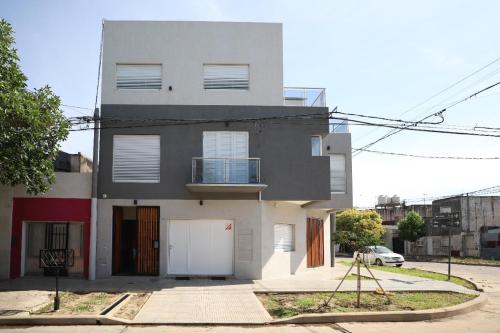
168,220,234,275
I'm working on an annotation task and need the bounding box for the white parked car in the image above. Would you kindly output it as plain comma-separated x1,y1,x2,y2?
354,246,404,267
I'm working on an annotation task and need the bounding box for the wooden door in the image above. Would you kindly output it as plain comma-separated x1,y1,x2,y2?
136,207,160,275
112,207,123,275
307,218,324,267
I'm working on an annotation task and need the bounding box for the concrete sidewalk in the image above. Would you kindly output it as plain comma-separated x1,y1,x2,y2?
135,288,272,324
0,263,478,324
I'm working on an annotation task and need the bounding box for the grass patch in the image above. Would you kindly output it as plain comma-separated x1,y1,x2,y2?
366,265,476,290
257,291,476,318
31,292,120,315
337,260,476,290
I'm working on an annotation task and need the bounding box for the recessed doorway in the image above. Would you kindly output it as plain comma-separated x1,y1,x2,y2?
112,206,159,275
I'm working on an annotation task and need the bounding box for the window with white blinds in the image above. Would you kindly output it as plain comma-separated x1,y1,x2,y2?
330,154,346,193
203,64,249,90
274,224,295,252
112,135,160,183
116,64,162,89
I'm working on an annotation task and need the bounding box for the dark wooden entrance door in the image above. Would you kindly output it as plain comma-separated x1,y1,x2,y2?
307,218,324,268
113,206,159,275
136,207,160,275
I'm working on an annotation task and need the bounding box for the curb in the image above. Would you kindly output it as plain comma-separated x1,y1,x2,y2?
0,315,129,326
271,292,488,324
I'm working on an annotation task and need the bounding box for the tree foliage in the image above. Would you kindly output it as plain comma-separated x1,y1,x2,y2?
335,209,385,251
398,211,426,243
0,19,70,194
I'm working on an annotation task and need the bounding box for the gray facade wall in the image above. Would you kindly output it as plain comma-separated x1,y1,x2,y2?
98,105,330,201
304,133,353,210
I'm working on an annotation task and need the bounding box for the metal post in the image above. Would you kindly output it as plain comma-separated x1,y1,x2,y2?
331,212,336,267
448,226,452,280
356,255,361,308
54,268,60,311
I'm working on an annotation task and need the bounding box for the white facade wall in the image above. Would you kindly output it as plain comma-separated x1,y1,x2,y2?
96,199,330,279
12,172,91,199
101,21,284,106
261,202,330,278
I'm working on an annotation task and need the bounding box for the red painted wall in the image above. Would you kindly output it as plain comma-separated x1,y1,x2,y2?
10,198,91,279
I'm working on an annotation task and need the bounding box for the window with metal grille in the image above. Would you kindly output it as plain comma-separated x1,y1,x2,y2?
116,64,162,89
330,154,346,193
113,135,160,183
203,64,249,90
274,224,295,252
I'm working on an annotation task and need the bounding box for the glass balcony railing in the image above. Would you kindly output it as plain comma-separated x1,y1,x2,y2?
283,87,326,107
191,158,261,184
331,119,350,133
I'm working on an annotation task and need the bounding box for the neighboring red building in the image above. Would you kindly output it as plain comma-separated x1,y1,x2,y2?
0,152,92,279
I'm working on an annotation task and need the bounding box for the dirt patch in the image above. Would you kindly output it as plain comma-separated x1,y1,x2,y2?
112,293,150,320
31,292,121,315
257,291,477,318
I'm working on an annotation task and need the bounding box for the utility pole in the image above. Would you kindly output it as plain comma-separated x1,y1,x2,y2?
89,107,100,280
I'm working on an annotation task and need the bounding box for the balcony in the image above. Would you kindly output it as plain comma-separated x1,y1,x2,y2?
186,158,268,193
283,87,326,107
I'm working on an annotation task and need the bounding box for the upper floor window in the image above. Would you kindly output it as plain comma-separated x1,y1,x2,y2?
116,64,162,90
311,136,322,156
113,135,160,183
203,64,249,90
330,154,346,193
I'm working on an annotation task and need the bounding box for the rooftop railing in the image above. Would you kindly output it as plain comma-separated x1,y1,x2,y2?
331,119,350,133
284,87,326,107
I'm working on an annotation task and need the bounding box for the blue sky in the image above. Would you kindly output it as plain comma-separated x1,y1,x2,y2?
2,0,500,207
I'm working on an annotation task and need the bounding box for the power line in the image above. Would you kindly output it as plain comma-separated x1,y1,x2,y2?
331,110,444,125
354,56,500,144
353,79,500,155
404,185,500,203
335,116,500,138
68,110,500,139
353,148,500,160
61,104,93,110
